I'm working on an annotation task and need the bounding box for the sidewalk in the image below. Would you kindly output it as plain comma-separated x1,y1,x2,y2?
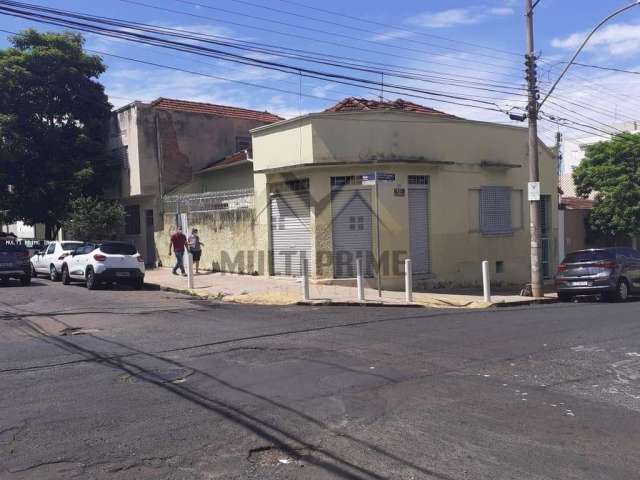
145,268,556,309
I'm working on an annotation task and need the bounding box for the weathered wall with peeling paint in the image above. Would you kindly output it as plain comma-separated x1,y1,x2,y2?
155,209,266,275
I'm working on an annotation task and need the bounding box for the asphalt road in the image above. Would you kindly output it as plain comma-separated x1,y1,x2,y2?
1,278,640,479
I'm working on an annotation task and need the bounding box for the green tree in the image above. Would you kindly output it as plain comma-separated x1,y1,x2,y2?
573,132,640,237
63,197,125,241
0,29,112,239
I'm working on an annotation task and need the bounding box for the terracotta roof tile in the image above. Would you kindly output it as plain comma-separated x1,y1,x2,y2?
561,196,595,210
198,149,251,173
150,98,283,123
324,97,457,118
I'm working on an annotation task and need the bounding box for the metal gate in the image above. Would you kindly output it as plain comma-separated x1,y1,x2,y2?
270,192,312,276
331,189,373,278
408,188,430,274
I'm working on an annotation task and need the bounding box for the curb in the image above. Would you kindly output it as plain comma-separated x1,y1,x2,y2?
144,282,558,309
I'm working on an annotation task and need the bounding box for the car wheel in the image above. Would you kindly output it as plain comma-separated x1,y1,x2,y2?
31,264,38,278
558,293,573,303
50,265,60,282
61,266,71,285
133,278,144,290
615,279,630,302
21,274,31,286
86,268,98,290
0,277,8,287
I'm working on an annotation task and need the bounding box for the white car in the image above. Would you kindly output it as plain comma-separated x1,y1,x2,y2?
61,241,145,290
30,241,83,281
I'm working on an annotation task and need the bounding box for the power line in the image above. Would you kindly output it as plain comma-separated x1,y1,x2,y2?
115,0,526,81
119,0,528,94
271,0,522,58
169,0,519,64
0,2,512,115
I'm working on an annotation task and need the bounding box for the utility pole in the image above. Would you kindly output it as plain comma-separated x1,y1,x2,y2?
526,0,542,298
555,131,563,175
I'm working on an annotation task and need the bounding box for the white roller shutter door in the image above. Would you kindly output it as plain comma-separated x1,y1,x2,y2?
331,189,373,278
409,188,430,274
270,192,312,276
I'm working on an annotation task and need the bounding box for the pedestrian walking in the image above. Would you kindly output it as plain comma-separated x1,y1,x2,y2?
188,228,205,274
169,226,187,276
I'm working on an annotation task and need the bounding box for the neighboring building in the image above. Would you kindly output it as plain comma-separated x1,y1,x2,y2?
106,98,282,264
244,97,559,290
562,120,640,173
558,174,634,262
1,221,45,240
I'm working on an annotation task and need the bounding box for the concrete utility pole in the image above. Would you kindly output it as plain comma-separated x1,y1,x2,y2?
523,0,640,298
525,0,542,298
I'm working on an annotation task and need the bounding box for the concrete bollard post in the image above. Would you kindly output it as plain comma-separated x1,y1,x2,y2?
405,258,413,303
356,258,365,302
301,258,310,301
186,252,194,289
482,260,491,303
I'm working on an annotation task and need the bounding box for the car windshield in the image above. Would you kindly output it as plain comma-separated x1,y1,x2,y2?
563,250,614,263
99,243,137,255
61,242,83,251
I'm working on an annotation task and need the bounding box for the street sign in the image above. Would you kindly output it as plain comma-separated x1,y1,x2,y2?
362,172,396,185
528,181,541,201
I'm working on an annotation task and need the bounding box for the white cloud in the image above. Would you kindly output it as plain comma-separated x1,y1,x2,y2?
407,8,486,29
490,7,515,16
406,3,515,29
369,30,415,42
552,23,640,58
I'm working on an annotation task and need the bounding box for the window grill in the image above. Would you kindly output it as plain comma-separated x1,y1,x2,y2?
408,175,430,185
480,186,512,235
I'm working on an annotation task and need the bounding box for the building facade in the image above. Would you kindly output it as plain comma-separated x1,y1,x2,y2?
248,98,558,290
562,120,640,173
106,98,282,264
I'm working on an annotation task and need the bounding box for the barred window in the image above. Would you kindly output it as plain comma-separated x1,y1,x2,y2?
331,176,364,187
408,175,430,185
480,187,512,235
235,136,251,152
269,178,309,194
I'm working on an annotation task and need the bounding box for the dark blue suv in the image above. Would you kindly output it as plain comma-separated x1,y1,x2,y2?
0,241,32,286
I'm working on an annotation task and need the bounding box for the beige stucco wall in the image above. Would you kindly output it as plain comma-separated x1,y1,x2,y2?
252,111,559,290
170,163,254,195
155,209,266,275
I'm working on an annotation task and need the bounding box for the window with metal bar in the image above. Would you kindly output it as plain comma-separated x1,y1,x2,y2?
480,187,512,235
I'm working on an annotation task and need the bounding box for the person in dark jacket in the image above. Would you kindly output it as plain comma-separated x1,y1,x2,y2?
169,226,187,276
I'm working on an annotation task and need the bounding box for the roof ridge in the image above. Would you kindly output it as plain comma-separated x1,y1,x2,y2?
149,97,283,123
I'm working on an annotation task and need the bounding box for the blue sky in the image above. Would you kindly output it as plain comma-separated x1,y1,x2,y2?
2,0,640,143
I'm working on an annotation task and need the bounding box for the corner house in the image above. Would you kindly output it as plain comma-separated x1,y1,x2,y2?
251,98,558,290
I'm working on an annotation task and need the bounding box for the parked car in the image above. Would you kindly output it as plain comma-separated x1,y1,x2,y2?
555,247,640,302
61,241,145,290
30,241,83,281
0,242,31,286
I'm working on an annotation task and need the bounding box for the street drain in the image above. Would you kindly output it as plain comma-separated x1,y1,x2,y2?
247,446,309,467
60,327,102,336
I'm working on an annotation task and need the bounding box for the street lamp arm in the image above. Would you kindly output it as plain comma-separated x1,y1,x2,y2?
539,0,640,110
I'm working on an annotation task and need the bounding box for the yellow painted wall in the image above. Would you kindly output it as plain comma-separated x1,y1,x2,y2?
251,111,558,289
155,209,266,275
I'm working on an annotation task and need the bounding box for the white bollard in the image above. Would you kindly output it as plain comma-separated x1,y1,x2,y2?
301,258,310,301
405,258,413,303
186,252,194,289
482,260,491,303
356,258,365,302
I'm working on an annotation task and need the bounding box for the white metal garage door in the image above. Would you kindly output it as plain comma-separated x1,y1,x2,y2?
331,189,373,278
270,192,312,276
409,188,430,274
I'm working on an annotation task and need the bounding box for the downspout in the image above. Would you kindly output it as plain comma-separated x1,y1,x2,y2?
154,111,165,211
